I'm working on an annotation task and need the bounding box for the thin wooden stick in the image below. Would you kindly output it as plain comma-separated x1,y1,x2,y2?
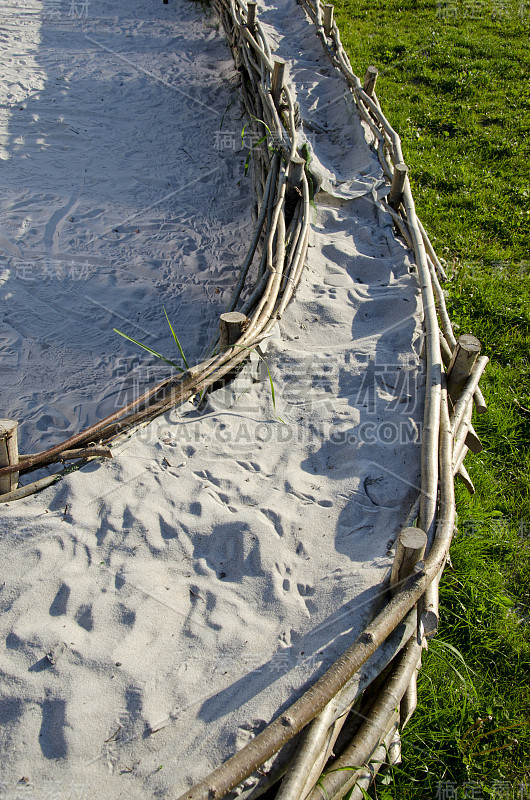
240,20,274,73
19,446,112,472
253,15,272,61
417,217,447,281
456,462,475,495
274,177,310,317
426,246,457,349
0,474,60,503
440,332,453,367
275,704,337,800
381,201,414,250
400,653,421,728
0,372,185,478
474,385,487,414
465,424,483,454
279,201,304,297
452,397,473,467
401,182,442,545
453,442,468,477
258,152,281,279
257,82,288,150
347,723,401,800
377,138,394,180
450,356,489,435
418,390,452,646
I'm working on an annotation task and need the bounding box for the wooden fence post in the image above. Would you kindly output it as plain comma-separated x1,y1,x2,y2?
390,527,427,595
271,59,286,108
447,333,481,404
289,154,306,189
219,312,248,350
323,4,334,37
363,65,378,96
388,163,408,211
285,154,306,219
0,420,19,496
247,1,257,35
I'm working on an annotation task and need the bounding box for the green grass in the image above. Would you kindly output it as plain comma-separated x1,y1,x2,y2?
331,0,530,794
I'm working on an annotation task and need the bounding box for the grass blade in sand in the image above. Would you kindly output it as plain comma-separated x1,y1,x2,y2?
113,328,184,371
164,306,189,370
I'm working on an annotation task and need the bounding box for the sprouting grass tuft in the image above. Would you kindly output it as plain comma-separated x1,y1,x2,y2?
114,309,188,372
114,315,284,422
113,328,185,371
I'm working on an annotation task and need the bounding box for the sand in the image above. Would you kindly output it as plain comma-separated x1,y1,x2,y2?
1,0,425,796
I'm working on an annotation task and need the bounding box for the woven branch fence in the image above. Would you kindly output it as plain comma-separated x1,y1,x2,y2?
169,1,488,799
0,1,487,798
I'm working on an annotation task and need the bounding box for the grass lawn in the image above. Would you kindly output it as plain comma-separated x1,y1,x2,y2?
329,0,530,795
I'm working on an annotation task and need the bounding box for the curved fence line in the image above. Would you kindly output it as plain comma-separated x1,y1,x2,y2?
172,2,487,799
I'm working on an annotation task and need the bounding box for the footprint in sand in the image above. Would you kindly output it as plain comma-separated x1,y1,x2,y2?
49,582,70,616
259,508,284,537
274,562,293,593
39,696,68,759
236,460,262,473
296,582,316,598
296,541,310,559
74,603,93,632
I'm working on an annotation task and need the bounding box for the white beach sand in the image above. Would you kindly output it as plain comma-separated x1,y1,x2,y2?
1,1,425,797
